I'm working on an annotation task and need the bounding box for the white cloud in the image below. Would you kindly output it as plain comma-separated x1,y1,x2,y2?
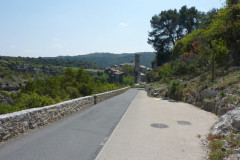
52,44,62,49
119,22,128,27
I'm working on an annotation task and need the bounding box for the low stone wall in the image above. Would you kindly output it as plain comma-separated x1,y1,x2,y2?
0,87,129,141
94,87,129,104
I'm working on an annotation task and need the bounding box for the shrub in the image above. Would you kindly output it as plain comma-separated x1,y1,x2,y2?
0,105,19,114
66,87,81,99
14,92,55,109
146,71,156,83
168,80,183,100
219,91,226,97
0,91,11,97
122,75,134,86
159,63,172,83
77,83,94,96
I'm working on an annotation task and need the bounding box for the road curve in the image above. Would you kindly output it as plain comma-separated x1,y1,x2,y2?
0,89,138,160
97,90,219,160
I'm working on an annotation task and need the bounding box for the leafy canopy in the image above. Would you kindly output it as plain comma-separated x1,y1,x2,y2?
148,5,202,66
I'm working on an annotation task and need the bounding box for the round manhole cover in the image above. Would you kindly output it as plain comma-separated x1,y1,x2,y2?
150,123,169,129
177,121,191,125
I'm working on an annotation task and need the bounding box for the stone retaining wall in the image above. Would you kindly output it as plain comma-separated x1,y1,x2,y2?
0,87,129,141
94,88,129,104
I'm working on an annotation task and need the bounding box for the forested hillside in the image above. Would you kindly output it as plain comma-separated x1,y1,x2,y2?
52,52,155,68
0,56,135,115
0,67,126,114
1,56,101,70
0,56,101,91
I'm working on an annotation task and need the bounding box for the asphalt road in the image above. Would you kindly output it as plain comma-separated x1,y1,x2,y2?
0,89,138,160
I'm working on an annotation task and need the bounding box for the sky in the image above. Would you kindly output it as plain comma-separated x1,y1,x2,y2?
0,0,224,57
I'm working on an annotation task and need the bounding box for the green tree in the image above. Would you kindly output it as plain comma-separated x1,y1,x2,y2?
148,9,180,53
200,9,219,28
148,6,202,66
179,6,202,33
76,67,92,83
122,76,134,86
146,71,156,83
121,65,134,75
158,63,172,83
93,73,109,84
14,92,55,109
63,68,76,82
66,87,80,99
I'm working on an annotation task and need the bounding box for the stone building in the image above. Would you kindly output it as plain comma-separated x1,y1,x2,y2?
104,65,126,83
105,55,151,83
135,54,140,83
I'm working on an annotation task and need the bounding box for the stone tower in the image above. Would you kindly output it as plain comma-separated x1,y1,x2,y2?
135,54,140,83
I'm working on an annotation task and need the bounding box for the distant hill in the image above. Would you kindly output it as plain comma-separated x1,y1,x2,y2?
0,56,101,91
52,52,155,68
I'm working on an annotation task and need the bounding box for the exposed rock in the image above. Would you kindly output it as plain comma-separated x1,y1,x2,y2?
224,152,240,160
200,88,219,99
211,107,240,135
145,86,168,97
0,92,13,105
232,115,240,130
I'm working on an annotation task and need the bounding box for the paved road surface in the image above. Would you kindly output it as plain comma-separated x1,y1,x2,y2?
97,90,219,160
0,89,138,160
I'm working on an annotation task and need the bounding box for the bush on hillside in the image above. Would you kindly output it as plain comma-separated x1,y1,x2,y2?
168,80,183,100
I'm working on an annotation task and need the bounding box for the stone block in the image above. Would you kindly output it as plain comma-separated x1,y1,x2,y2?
232,116,240,131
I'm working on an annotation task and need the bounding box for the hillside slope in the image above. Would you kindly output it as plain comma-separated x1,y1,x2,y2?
53,52,155,68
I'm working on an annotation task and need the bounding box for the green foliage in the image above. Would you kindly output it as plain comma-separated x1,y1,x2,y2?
148,9,179,53
14,92,56,109
168,80,183,100
0,67,126,114
204,2,240,63
122,76,134,86
66,87,80,99
0,56,101,70
78,83,94,96
200,9,219,28
207,133,240,160
0,105,19,115
0,91,11,97
212,39,230,66
209,148,225,160
146,71,156,83
172,29,203,59
148,6,203,66
209,139,233,160
155,0,240,82
219,91,226,97
159,64,172,83
210,139,225,151
121,65,134,75
225,134,240,147
92,73,109,84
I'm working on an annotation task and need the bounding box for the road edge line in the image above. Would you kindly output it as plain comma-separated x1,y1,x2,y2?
94,89,139,160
